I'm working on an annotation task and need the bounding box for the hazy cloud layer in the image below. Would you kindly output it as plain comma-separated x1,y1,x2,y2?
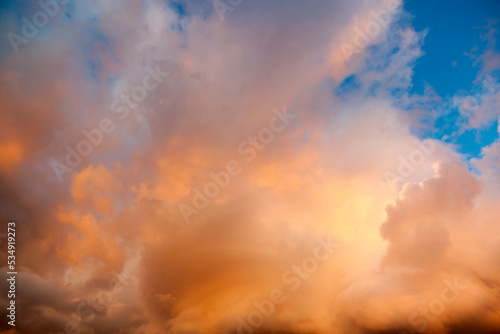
0,1,499,333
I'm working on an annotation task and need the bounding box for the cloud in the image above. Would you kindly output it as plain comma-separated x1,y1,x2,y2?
1,1,500,334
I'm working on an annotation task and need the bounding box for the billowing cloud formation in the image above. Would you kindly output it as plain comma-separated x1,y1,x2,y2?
0,1,499,334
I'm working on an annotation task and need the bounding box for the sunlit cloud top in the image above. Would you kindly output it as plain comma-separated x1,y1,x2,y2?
0,1,499,333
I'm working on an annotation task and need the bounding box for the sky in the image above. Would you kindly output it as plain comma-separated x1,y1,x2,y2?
0,1,499,334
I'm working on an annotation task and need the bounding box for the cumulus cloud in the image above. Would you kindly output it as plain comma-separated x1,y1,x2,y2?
0,1,499,334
